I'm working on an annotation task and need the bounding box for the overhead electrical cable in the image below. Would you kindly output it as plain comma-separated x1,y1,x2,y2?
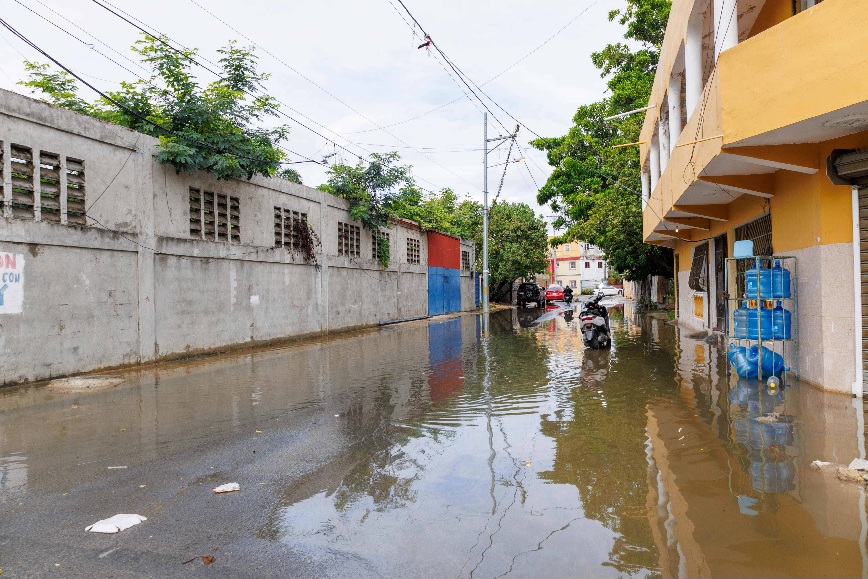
179,0,483,192
350,0,601,135
0,17,326,167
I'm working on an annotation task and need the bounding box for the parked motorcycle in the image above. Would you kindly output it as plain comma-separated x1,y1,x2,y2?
580,292,611,349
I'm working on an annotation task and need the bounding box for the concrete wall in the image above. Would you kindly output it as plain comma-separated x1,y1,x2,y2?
0,89,474,385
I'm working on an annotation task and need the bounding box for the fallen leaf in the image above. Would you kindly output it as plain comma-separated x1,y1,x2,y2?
202,556,215,565
139,485,146,488
255,430,262,434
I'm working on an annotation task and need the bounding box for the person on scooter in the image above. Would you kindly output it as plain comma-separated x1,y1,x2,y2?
563,284,574,304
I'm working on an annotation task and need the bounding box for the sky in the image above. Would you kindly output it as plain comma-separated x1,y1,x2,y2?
0,0,626,225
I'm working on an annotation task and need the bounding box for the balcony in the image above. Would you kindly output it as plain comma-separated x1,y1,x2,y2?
642,0,868,244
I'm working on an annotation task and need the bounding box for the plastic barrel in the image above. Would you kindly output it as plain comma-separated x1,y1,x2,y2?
745,266,772,299
733,302,749,338
729,344,758,378
771,301,792,340
747,306,773,340
771,260,792,298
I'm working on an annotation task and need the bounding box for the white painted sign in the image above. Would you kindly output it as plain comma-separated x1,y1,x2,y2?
0,252,25,314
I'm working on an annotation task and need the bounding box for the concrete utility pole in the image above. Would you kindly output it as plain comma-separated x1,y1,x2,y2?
483,112,489,315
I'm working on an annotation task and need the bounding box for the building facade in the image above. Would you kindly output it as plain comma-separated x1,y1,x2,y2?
0,88,476,386
544,240,608,290
640,0,868,394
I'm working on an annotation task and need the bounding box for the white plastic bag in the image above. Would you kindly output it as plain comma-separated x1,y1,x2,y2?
86,514,147,533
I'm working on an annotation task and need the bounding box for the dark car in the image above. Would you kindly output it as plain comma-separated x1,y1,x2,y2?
517,282,544,308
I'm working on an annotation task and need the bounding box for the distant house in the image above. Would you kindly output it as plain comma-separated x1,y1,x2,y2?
540,240,608,290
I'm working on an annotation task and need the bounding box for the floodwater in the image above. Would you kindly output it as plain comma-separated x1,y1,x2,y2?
1,304,867,578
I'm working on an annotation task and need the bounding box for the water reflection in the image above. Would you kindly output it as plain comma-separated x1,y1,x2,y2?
1,305,867,578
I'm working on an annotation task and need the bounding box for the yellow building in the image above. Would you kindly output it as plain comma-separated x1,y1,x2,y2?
640,0,868,394
541,240,608,290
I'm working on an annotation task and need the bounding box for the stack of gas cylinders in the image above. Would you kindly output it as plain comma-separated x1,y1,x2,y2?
729,260,792,378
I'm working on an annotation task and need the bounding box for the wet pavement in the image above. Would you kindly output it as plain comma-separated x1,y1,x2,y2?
1,303,867,577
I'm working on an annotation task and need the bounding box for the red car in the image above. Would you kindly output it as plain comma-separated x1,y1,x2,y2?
545,284,564,302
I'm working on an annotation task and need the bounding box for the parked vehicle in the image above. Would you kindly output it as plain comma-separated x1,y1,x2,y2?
563,285,574,305
596,283,623,297
517,282,545,308
580,292,611,349
545,284,565,302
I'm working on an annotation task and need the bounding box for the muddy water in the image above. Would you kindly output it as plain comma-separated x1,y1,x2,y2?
1,306,866,577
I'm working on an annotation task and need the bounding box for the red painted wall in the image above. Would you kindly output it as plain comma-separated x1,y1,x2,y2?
427,231,460,270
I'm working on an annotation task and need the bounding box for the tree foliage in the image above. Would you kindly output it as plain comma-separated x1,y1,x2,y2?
532,0,673,282
19,35,289,181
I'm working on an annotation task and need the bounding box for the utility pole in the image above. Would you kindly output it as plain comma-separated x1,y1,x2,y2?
483,112,489,315
482,115,520,319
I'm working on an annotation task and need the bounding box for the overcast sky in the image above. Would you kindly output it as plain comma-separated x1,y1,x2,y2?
0,0,625,224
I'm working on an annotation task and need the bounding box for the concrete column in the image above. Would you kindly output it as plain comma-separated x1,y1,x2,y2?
137,147,157,362
641,168,651,209
685,16,703,116
650,135,661,193
668,74,683,152
658,109,670,173
714,0,738,60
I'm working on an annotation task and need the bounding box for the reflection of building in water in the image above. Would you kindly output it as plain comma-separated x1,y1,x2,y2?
427,318,464,402
644,325,867,576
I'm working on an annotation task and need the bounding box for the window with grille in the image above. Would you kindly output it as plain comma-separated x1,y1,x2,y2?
688,242,709,292
407,238,421,264
189,188,240,243
372,231,389,261
584,262,590,268
10,144,34,220
65,157,86,225
735,213,772,296
274,207,309,250
598,262,603,268
338,222,360,256
569,261,576,270
461,250,471,271
39,152,61,223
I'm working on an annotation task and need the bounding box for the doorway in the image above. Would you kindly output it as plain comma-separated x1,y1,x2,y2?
714,234,727,332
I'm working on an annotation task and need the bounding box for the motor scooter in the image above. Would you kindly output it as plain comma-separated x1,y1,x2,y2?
579,291,611,349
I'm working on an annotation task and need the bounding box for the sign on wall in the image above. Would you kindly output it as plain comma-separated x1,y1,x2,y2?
0,252,25,314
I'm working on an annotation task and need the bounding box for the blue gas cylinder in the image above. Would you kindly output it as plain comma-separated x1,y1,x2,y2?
750,345,789,375
771,301,792,340
745,265,772,298
733,301,750,338
729,344,758,378
747,305,773,340
771,260,792,298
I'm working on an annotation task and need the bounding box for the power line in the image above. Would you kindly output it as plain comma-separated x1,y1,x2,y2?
180,0,483,193
0,16,326,168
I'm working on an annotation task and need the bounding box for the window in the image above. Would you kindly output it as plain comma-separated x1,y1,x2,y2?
39,152,61,223
569,261,576,270
461,250,471,271
564,244,570,251
274,207,308,250
584,262,590,268
688,242,709,292
793,0,822,13
598,262,603,269
372,231,389,261
65,157,87,226
407,238,421,264
10,144,34,220
570,280,577,288
338,222,360,256
189,188,240,243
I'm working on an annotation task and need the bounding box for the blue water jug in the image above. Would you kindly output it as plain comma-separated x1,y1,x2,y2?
771,301,792,340
750,345,789,375
771,260,792,298
733,301,750,338
729,344,758,378
747,305,773,340
745,265,772,298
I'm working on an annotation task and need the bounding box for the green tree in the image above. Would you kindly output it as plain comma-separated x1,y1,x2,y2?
278,167,303,185
532,0,673,287
19,35,289,181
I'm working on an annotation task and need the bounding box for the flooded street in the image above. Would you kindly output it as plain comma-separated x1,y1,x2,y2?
1,305,866,577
